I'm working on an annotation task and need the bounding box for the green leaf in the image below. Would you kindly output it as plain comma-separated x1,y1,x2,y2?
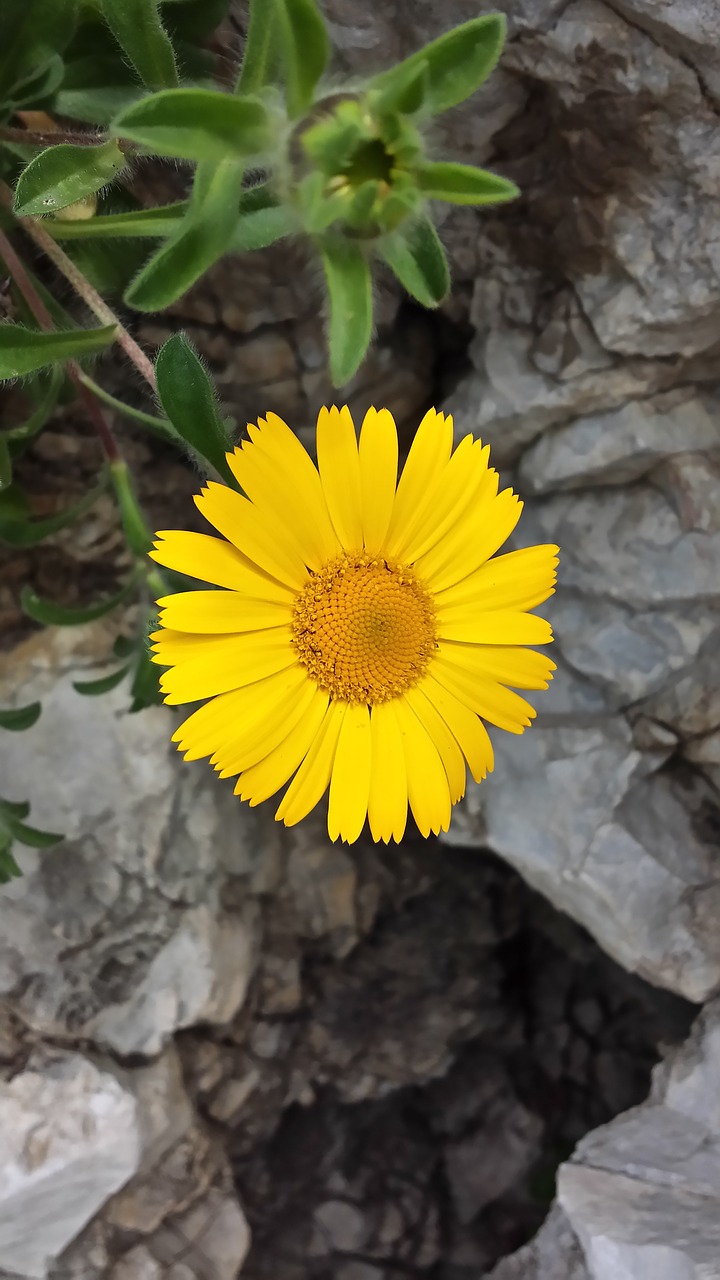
73,665,130,695
46,202,187,240
0,324,116,381
380,215,450,307
277,0,330,116
129,641,161,712
0,838,22,885
125,159,245,311
0,703,41,731
55,53,142,125
0,483,104,547
236,0,281,94
320,238,373,387
6,369,63,451
0,0,76,102
0,439,11,492
230,203,295,252
8,53,66,110
21,575,137,626
8,820,63,849
155,333,233,481
370,60,429,116
370,13,506,117
98,0,178,90
0,798,30,820
13,142,126,218
111,89,270,161
416,161,519,205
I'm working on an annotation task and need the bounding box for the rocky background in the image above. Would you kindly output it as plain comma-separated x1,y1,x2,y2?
2,1,720,1278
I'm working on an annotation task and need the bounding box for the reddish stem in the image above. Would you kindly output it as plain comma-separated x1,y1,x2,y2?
0,224,121,462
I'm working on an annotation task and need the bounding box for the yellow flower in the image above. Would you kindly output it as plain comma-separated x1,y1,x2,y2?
150,406,558,843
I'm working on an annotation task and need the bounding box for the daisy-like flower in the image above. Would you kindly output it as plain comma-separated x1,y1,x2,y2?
150,407,558,843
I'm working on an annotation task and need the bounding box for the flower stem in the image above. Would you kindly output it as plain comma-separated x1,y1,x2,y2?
0,124,104,148
0,181,157,391
0,223,122,463
0,223,168,592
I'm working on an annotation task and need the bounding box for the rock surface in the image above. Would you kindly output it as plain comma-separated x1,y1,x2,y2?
559,1000,720,1279
0,1056,139,1279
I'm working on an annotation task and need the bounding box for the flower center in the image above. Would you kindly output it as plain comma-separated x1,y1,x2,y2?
291,553,437,704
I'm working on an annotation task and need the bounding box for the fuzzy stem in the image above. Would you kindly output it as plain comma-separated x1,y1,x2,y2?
0,124,105,148
0,181,157,391
0,223,122,462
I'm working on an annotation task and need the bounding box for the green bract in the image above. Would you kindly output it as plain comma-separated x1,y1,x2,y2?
5,0,515,386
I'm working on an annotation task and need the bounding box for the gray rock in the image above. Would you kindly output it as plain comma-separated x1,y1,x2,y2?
559,1000,720,1278
518,392,720,493
448,724,720,1002
486,1205,590,1280
0,628,262,1055
0,1055,139,1279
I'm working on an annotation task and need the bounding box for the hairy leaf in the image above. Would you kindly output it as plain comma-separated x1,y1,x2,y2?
380,215,450,307
0,324,116,381
112,89,269,161
13,142,126,217
416,161,519,205
155,333,233,481
98,0,178,89
124,159,245,310
370,13,506,117
320,238,373,387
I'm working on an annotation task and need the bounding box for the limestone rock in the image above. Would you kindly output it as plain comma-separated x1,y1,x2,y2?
0,1055,140,1279
487,1206,590,1280
0,628,262,1055
559,1000,720,1278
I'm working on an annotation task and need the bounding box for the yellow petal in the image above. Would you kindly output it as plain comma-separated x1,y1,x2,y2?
436,544,559,614
235,689,330,806
227,421,339,569
437,640,556,690
404,685,466,803
316,405,363,549
393,696,452,837
417,486,523,592
367,701,408,843
244,415,341,562
383,409,453,557
173,666,308,761
195,482,308,590
392,437,489,565
359,407,398,554
419,672,495,784
431,655,537,734
155,629,296,703
437,611,554,646
214,680,325,778
276,700,347,826
157,590,290,634
150,530,293,602
328,702,372,843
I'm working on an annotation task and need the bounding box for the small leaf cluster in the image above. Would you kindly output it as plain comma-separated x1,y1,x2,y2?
4,0,516,386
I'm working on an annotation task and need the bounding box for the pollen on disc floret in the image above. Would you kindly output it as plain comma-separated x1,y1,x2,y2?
291,551,437,704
